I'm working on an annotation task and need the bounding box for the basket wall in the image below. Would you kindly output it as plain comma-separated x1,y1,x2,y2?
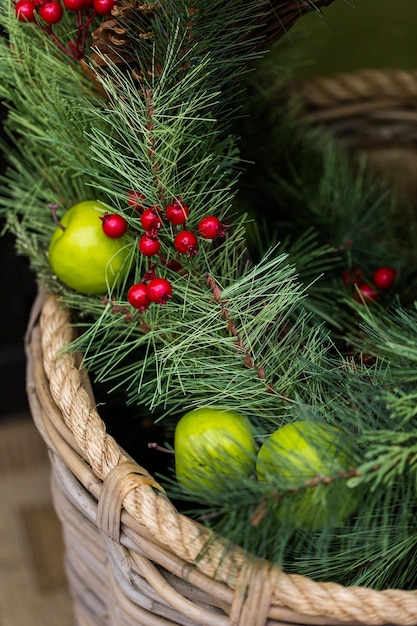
291,69,417,205
24,289,417,626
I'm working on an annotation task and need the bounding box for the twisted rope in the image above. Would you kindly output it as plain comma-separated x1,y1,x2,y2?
295,69,417,110
38,294,417,625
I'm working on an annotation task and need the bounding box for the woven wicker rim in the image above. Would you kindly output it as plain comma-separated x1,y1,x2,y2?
291,69,417,149
24,290,417,626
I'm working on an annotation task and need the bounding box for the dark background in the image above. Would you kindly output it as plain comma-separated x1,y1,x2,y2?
0,228,36,415
0,102,37,416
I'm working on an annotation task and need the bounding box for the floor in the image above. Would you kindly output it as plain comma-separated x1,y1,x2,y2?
0,230,74,625
0,411,75,626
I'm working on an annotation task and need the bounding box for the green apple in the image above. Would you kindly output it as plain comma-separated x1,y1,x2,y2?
48,200,131,295
256,421,358,530
174,407,257,497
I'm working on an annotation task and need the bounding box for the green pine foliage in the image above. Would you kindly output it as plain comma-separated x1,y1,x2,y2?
1,0,417,592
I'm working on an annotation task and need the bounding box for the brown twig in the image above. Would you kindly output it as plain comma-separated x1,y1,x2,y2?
148,442,175,454
206,274,276,392
250,467,361,526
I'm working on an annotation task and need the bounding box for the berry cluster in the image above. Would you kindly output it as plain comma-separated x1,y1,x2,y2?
134,198,224,260
124,193,225,311
99,211,171,308
14,0,115,58
98,193,226,310
343,266,398,303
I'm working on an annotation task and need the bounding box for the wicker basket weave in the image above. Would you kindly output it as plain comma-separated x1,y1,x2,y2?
291,68,417,204
25,70,417,626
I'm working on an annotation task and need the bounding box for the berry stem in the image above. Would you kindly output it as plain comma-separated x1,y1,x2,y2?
143,260,158,282
42,26,78,59
48,203,66,231
73,9,84,56
37,7,97,60
77,8,98,57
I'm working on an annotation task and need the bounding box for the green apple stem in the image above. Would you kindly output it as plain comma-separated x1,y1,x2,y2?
48,203,66,231
148,442,174,454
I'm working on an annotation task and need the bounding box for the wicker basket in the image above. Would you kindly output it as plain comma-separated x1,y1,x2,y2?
291,68,417,205
25,70,417,626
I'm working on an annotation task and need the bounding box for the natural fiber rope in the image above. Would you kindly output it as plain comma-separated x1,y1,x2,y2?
39,296,243,574
38,294,417,625
40,305,124,476
230,559,278,626
294,69,417,110
97,460,165,542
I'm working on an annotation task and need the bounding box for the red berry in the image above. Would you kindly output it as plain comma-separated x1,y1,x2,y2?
63,0,84,9
93,0,114,14
165,199,189,225
15,0,36,21
101,214,128,238
127,190,145,210
355,283,378,304
139,234,160,257
372,267,397,290
146,277,172,304
127,283,150,310
140,207,162,233
174,230,198,256
197,215,224,239
39,1,63,23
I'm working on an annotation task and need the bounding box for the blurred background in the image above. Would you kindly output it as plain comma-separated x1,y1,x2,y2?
281,0,417,77
0,107,37,419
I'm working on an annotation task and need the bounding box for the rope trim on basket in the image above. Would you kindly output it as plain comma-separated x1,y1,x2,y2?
230,559,278,626
294,69,417,111
98,460,165,542
37,294,417,625
290,69,417,152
